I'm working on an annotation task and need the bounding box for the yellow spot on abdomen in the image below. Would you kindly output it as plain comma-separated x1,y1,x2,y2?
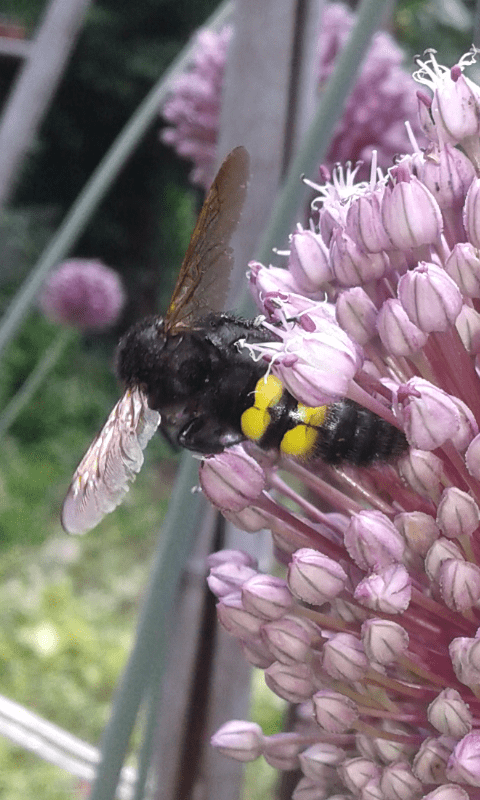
255,374,283,409
280,404,328,457
241,375,283,440
241,407,271,440
241,374,328,457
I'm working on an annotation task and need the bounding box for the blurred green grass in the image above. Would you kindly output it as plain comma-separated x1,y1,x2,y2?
0,309,176,797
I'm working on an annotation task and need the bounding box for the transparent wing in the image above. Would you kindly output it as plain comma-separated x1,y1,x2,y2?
164,146,250,333
61,387,160,534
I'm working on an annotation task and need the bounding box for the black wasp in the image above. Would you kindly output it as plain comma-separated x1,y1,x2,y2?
62,147,407,534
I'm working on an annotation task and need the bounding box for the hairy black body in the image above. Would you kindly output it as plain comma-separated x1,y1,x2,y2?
116,312,408,465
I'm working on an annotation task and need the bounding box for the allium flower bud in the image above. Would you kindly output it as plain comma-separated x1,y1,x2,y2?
436,487,480,538
248,261,299,306
344,510,405,570
394,511,439,556
427,689,472,738
465,433,480,480
335,287,377,345
424,538,465,583
242,574,293,620
431,67,480,147
330,229,388,287
264,660,316,703
412,735,455,784
240,636,275,668
446,732,480,786
345,190,392,253
299,743,344,781
207,562,258,598
361,777,383,800
413,143,475,211
422,787,470,800
292,777,334,800
321,632,369,681
448,396,478,451
455,305,480,354
382,173,443,250
318,197,347,246
288,228,332,292
416,90,438,142
216,593,264,639
439,559,480,611
398,378,460,451
210,719,264,762
288,549,348,606
397,449,443,502
361,618,409,664
375,721,417,763
398,263,462,333
199,445,265,512
449,636,480,688
338,757,380,794
377,299,428,356
354,564,411,614
261,615,321,665
463,178,480,249
263,733,304,771
40,259,125,329
380,761,423,800
356,734,379,760
312,690,359,732
445,243,480,298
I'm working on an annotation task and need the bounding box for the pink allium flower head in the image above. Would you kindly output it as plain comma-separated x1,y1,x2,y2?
206,50,480,800
161,3,422,187
40,259,125,330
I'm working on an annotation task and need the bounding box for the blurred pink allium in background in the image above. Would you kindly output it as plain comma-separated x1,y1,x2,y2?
40,259,125,330
161,3,422,188
161,26,231,188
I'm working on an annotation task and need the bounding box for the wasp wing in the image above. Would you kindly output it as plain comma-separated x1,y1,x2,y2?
61,387,160,534
164,146,250,333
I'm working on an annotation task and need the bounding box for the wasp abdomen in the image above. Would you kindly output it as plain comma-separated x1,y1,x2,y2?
315,399,408,466
241,375,407,466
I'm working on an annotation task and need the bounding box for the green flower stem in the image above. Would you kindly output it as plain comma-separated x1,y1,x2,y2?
89,454,205,800
0,0,234,360
0,326,74,437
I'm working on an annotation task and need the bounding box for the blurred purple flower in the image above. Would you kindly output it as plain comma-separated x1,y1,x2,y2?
317,3,420,173
40,259,125,330
162,26,231,188
161,3,422,187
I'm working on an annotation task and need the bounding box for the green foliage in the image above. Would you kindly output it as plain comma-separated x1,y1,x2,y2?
0,469,168,798
0,743,78,800
396,0,473,61
0,310,172,796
